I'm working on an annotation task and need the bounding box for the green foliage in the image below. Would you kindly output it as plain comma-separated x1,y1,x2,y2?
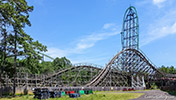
27,56,72,74
159,65,176,74
20,58,41,74
150,83,158,89
53,57,72,70
0,0,72,77
167,91,176,96
0,0,47,77
40,61,54,74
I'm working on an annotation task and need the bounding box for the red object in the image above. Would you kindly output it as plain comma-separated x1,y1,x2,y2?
131,88,135,91
128,88,131,91
123,88,127,91
65,91,70,95
70,91,75,94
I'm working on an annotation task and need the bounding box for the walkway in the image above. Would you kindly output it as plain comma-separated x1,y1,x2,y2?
130,90,176,100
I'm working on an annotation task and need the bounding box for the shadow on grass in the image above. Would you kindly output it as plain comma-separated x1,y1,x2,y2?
0,94,33,99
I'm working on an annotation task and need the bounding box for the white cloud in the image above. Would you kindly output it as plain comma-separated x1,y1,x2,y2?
45,23,120,60
153,0,167,8
103,23,119,31
75,31,119,50
140,5,176,47
153,0,166,4
141,22,176,46
76,43,94,50
46,48,68,59
103,23,115,29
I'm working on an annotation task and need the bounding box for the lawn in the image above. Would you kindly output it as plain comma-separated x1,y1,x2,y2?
0,92,144,100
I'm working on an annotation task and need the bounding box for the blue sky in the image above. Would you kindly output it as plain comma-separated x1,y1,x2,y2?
25,0,176,68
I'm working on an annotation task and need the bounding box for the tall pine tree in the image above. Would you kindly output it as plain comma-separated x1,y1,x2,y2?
0,0,47,96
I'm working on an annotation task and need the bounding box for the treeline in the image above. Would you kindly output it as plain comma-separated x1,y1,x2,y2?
1,56,72,75
19,57,72,74
158,65,176,74
33,57,72,74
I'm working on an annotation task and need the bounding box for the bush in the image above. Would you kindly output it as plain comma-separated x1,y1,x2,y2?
151,83,158,89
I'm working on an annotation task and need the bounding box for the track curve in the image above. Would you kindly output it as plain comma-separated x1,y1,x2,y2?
44,63,102,80
86,48,165,87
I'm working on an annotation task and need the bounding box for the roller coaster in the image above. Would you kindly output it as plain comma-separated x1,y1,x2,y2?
1,6,176,92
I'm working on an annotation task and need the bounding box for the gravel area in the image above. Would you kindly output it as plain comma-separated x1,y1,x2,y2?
130,90,176,100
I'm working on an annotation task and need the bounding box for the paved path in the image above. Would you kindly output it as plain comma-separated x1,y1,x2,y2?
130,90,176,100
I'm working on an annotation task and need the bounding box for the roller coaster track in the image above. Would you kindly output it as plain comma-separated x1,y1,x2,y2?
43,63,102,81
2,49,175,88
85,48,165,87
35,6,173,87
1,6,176,89
40,48,169,87
36,63,103,87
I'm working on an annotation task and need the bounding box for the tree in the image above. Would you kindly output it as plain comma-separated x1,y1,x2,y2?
169,66,176,74
40,61,54,74
0,0,47,96
159,65,176,74
53,57,72,71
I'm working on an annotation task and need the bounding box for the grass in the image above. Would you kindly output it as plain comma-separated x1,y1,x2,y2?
0,91,144,100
